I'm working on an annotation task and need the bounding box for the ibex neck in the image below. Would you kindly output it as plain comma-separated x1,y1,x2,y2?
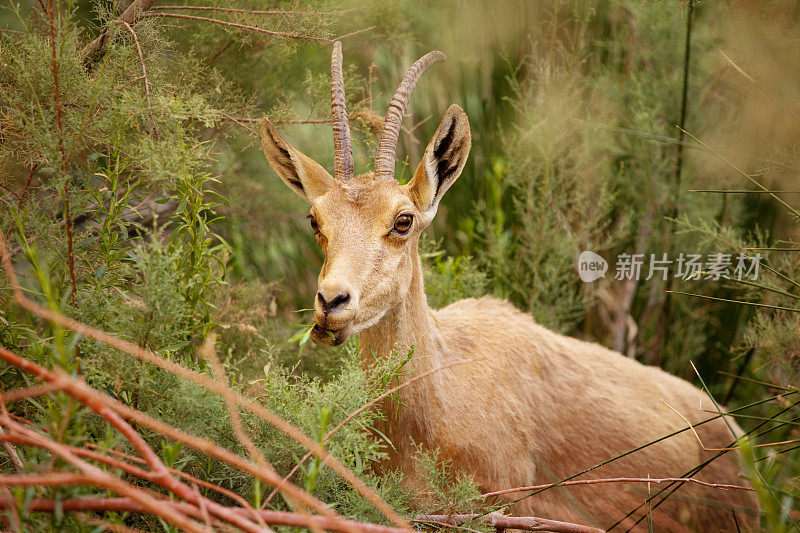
358,249,443,368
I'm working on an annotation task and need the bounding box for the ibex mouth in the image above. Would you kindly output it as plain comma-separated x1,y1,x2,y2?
311,324,349,347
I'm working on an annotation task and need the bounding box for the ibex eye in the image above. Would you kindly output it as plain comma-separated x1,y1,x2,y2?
393,214,413,234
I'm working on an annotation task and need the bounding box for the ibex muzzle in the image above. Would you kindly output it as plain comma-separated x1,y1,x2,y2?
259,42,758,531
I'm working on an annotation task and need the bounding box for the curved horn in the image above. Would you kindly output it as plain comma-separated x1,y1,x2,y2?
373,50,446,180
331,41,353,180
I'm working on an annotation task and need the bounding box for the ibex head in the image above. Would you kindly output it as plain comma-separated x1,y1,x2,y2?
261,42,471,346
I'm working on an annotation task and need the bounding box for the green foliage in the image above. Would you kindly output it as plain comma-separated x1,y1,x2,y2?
421,236,488,309
741,437,797,533
411,447,485,517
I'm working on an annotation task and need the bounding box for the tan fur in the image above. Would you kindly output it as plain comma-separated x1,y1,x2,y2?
260,106,759,531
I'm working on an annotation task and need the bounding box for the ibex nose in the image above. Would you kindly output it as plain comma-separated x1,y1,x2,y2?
317,290,351,314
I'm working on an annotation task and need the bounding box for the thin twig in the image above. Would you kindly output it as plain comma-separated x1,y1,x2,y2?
333,26,376,41
42,369,266,533
17,164,37,208
719,50,800,122
691,189,800,194
0,486,21,532
414,512,603,533
202,335,270,470
151,6,362,16
0,472,94,487
140,12,333,43
679,127,800,219
199,334,307,533
656,0,694,362
121,21,150,107
0,428,23,472
220,113,258,135
661,399,799,451
475,476,754,500
665,290,800,313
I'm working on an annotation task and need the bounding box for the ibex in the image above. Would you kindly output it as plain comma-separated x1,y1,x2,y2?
260,42,759,531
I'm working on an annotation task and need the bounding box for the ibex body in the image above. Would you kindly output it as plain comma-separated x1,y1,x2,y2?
260,43,759,531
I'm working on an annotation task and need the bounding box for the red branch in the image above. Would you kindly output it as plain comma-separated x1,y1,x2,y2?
0,347,290,533
80,443,267,527
0,421,205,532
0,472,93,487
0,496,409,533
1,381,64,404
46,0,77,303
0,344,366,533
0,495,605,533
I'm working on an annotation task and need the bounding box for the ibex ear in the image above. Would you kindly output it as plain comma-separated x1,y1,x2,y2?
406,105,471,217
260,117,335,202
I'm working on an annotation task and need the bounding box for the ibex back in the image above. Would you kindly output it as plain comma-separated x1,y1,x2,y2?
260,42,759,531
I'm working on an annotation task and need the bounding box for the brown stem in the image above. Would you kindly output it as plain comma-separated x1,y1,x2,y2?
46,0,77,304
150,6,362,16
121,21,150,107
414,512,603,533
333,26,375,41
0,472,93,487
81,0,156,68
0,487,21,532
201,338,267,468
62,182,77,303
220,113,258,135
17,164,37,208
0,428,23,472
139,13,333,43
